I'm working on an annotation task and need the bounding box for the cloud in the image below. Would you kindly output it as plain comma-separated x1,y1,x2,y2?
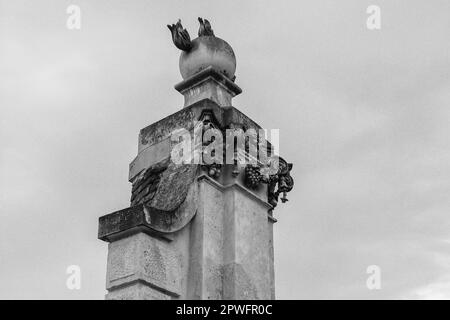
403,247,450,299
1,0,450,299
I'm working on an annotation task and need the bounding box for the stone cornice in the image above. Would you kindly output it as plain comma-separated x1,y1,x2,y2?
197,173,277,222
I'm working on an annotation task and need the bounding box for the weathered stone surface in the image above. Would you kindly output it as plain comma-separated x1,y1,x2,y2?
99,69,291,300
150,163,198,211
129,142,171,183
127,98,270,222
98,205,161,242
106,232,181,298
175,66,241,108
136,99,262,160
184,175,274,300
187,178,225,299
98,173,198,239
268,216,276,299
179,38,236,80
230,186,272,299
130,160,168,206
100,171,277,300
130,158,199,210
139,109,196,150
106,281,172,300
220,178,273,299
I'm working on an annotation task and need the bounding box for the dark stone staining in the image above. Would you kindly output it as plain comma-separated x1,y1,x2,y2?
131,161,169,207
150,162,199,212
130,156,199,216
98,204,148,241
133,100,281,209
100,160,200,238
139,100,264,150
221,106,262,133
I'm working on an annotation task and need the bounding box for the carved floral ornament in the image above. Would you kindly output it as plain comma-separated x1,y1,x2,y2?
148,111,294,210
196,112,294,209
132,17,294,211
244,158,294,208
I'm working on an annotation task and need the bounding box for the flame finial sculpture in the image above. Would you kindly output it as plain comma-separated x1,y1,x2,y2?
167,18,236,81
167,19,192,52
198,17,214,37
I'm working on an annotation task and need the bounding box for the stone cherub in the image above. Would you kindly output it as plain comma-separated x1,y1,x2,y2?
167,17,215,52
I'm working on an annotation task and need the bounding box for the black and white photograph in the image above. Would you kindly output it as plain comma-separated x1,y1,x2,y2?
1,0,450,304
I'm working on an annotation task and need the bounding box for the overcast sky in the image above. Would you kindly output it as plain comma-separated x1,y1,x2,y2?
1,0,450,299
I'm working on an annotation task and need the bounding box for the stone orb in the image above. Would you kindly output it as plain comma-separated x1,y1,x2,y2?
179,36,236,80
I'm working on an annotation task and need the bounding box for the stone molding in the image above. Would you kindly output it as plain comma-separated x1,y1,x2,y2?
174,66,242,108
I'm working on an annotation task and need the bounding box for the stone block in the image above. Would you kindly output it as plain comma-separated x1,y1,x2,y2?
106,232,181,298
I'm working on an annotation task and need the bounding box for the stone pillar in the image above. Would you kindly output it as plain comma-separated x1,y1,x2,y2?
98,19,293,300
175,66,242,108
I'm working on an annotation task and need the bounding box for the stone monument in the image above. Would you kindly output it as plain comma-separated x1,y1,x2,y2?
98,18,294,300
